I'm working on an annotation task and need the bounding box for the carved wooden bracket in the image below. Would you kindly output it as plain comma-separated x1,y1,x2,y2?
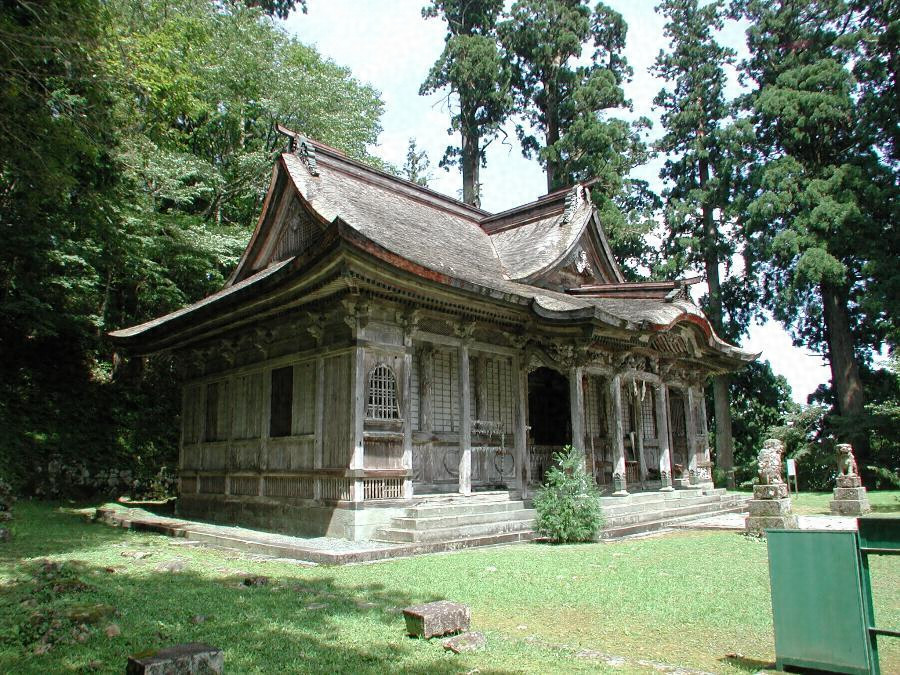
341,298,370,334
453,319,477,343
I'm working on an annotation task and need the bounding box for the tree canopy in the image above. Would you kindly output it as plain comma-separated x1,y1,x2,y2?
0,0,385,494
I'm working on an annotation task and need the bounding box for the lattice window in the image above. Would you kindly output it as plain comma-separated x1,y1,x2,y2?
694,401,706,436
584,376,605,438
410,352,420,430
476,355,514,434
621,385,634,436
367,364,400,420
432,348,459,432
273,199,321,262
641,388,657,440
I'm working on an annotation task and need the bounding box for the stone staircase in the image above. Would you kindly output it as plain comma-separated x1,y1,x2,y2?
374,487,751,547
374,491,536,547
598,487,751,539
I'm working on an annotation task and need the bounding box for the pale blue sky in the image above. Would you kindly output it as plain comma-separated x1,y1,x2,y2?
283,0,833,403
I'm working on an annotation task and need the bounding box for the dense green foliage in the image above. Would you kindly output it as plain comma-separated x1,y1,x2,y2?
0,0,384,496
533,446,603,543
653,0,743,475
732,0,899,475
1,0,895,499
420,0,510,206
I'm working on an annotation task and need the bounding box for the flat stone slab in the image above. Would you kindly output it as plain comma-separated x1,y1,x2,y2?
682,513,858,531
403,600,470,638
443,631,485,653
126,643,223,674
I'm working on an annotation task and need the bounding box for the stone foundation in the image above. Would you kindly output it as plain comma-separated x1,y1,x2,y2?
745,484,798,536
830,475,870,516
177,494,405,541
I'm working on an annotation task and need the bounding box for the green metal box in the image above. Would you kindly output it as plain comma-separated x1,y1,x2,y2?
767,529,872,674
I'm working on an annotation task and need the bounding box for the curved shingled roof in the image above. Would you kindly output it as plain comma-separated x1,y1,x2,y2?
110,134,756,366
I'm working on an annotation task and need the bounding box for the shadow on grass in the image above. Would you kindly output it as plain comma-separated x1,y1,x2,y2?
0,503,515,674
720,654,776,672
872,502,900,514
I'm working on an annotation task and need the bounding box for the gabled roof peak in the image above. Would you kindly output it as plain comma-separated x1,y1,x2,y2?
275,125,489,221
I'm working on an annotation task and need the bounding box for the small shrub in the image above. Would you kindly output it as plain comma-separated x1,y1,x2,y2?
534,445,603,543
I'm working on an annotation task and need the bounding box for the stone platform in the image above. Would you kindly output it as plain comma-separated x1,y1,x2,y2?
93,487,753,563
830,475,871,516
745,484,798,535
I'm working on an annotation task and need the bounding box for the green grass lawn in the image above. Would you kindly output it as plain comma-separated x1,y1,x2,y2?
790,489,900,515
0,501,897,674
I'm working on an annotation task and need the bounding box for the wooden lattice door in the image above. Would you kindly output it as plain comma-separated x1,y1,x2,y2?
669,391,689,476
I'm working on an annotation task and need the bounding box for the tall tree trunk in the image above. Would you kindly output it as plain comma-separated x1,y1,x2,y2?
698,157,734,480
460,105,480,207
821,281,868,454
544,79,560,192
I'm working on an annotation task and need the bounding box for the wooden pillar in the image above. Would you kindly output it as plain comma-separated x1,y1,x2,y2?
685,385,699,482
313,356,324,501
655,383,673,491
351,345,366,502
569,366,585,455
402,342,414,499
609,374,628,496
695,383,712,485
458,341,472,495
513,353,528,498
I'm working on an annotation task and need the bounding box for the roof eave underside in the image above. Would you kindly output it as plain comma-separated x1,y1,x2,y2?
109,220,756,368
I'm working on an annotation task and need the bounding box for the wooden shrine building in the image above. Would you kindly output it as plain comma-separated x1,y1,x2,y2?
110,129,756,540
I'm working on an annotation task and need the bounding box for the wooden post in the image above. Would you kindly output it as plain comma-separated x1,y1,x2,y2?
513,353,528,498
402,338,414,499
458,341,472,495
609,374,628,496
655,383,673,491
685,385,699,482
313,356,324,501
351,345,366,502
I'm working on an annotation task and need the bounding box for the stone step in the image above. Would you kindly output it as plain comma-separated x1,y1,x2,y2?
600,503,749,540
392,508,536,531
602,499,748,529
412,491,512,505
599,493,735,517
405,500,527,519
376,517,535,544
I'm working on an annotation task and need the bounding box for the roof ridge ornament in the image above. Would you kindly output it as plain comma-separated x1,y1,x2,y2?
276,123,319,177
560,184,587,225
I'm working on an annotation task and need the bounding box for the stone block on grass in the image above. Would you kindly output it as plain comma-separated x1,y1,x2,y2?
443,631,486,653
403,600,470,638
126,643,223,674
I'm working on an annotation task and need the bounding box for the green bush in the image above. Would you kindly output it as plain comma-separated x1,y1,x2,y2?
533,446,603,543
